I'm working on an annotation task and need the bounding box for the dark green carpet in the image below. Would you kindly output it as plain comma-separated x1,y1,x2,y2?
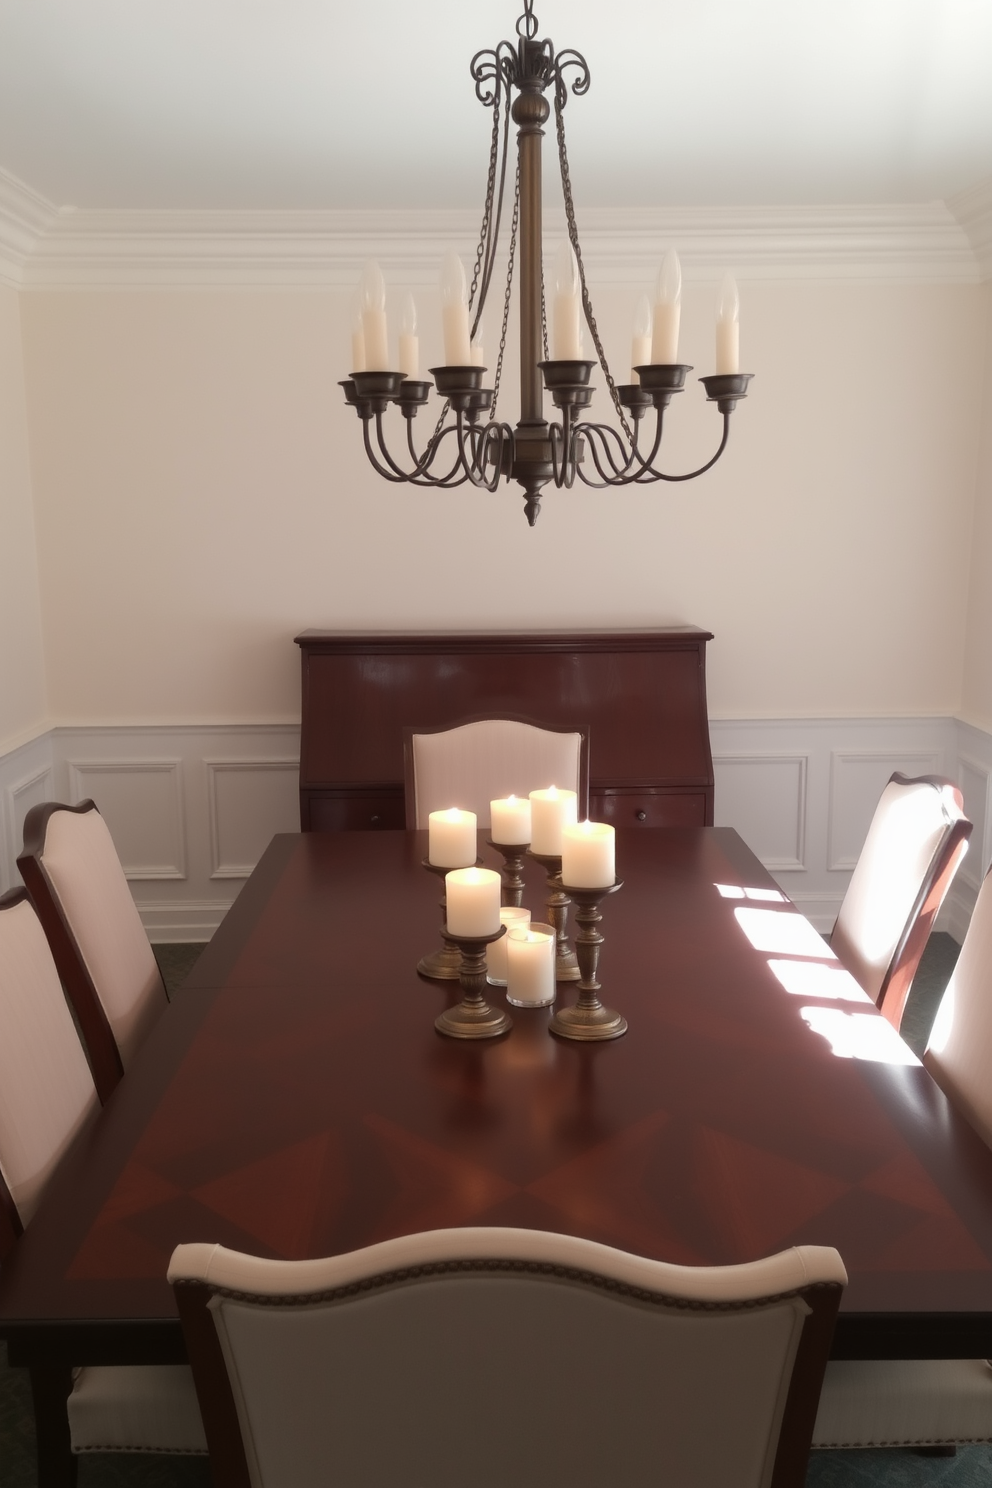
1,936,982,1486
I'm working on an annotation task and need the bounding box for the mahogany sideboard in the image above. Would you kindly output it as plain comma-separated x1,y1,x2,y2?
295,628,715,832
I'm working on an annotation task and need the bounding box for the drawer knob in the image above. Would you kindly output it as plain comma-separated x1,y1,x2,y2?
370,814,381,825
635,809,647,822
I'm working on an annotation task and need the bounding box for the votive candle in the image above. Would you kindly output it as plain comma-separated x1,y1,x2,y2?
486,906,531,984
428,808,477,868
529,786,578,856
490,794,531,845
506,924,556,1007
445,867,502,937
561,820,615,888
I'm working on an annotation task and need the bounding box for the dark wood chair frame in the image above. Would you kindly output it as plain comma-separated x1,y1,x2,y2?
402,713,591,831
174,1258,843,1488
870,774,973,1032
17,799,161,1105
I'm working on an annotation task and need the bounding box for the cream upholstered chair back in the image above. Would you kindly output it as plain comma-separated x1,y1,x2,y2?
0,889,98,1234
171,1226,845,1488
404,717,589,828
830,774,971,1024
18,801,167,1097
926,863,992,1148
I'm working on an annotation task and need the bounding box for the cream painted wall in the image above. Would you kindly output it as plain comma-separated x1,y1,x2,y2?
18,278,986,726
962,283,992,731
0,282,47,750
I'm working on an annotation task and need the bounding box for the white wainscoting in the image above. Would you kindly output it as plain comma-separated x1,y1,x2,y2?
0,716,988,942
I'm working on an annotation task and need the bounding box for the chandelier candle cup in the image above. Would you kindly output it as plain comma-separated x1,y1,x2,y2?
490,795,531,845
399,294,419,380
529,787,578,856
651,249,682,365
445,867,502,938
360,261,390,371
716,275,740,375
428,808,477,868
630,295,652,384
506,924,557,1008
487,906,532,985
561,821,616,889
441,252,472,366
553,243,583,361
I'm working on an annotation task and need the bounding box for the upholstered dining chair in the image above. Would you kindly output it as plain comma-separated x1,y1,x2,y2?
829,773,971,1031
811,862,992,1454
170,1226,846,1488
0,887,206,1477
403,715,590,828
17,799,168,1101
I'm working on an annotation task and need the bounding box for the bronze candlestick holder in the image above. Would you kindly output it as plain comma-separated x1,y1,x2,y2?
526,850,580,982
485,838,529,907
549,880,627,1041
436,925,511,1040
417,858,479,981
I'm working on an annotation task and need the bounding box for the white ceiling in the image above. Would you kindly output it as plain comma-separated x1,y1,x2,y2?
0,0,990,214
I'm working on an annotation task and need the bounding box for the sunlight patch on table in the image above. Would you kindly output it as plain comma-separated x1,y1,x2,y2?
768,959,872,1003
734,906,836,959
800,1006,920,1066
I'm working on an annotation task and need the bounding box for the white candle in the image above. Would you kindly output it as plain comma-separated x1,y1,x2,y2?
470,315,485,368
506,925,556,1007
399,292,419,379
486,906,531,985
651,248,682,365
561,820,615,888
441,251,472,365
360,260,389,371
716,273,740,374
552,242,583,360
630,294,652,383
350,297,366,374
529,786,578,856
445,867,502,938
428,808,477,868
490,795,531,845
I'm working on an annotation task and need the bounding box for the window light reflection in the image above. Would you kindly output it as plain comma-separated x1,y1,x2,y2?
715,883,787,903
800,1006,920,1066
734,907,836,959
768,959,872,1003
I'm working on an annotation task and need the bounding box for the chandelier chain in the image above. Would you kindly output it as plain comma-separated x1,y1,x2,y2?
554,79,634,446
516,1,538,40
491,160,521,420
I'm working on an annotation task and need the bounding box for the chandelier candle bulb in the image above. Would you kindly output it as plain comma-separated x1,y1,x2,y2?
651,249,682,364
399,293,419,380
360,261,390,371
490,795,531,845
529,786,578,856
445,867,502,938
506,925,557,1007
471,315,485,368
553,242,583,360
630,295,652,383
561,821,616,888
350,297,367,374
716,274,740,375
441,252,472,366
428,808,477,868
486,906,532,985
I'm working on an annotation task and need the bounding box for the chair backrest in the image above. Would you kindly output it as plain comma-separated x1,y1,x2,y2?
18,800,167,1100
171,1226,845,1488
403,715,589,829
0,889,99,1255
831,773,971,1028
925,863,992,1148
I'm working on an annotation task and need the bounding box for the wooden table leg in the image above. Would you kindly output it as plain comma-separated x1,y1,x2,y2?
29,1366,77,1488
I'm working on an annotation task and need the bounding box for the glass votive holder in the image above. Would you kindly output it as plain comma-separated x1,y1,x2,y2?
486,906,531,985
506,924,557,1008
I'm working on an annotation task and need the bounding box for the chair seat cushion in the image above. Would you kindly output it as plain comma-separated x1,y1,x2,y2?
67,1364,207,1454
812,1359,992,1448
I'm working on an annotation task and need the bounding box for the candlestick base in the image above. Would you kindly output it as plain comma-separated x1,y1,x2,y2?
527,849,580,981
436,927,511,1040
549,881,627,1042
485,838,529,907
417,857,481,982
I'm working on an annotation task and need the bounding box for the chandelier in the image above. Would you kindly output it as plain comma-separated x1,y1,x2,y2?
340,0,753,525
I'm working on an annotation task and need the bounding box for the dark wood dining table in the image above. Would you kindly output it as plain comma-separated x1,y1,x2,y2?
4,825,992,1396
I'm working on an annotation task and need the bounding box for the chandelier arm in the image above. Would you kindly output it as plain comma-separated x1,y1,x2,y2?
456,411,501,490
642,412,733,483
569,421,641,486
360,416,412,484
402,417,466,485
371,411,469,489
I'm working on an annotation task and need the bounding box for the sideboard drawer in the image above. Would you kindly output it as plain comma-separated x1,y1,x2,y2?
590,789,708,828
305,789,405,832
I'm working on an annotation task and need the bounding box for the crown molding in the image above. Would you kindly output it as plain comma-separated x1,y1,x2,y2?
0,192,983,289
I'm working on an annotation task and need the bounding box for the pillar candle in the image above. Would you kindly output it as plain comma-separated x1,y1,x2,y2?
441,251,472,365
428,808,477,868
490,795,531,845
716,273,740,375
360,260,389,371
486,906,531,985
630,294,652,383
561,820,615,888
529,787,578,856
399,292,419,379
506,924,556,1007
651,248,681,365
553,242,583,360
445,867,502,937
